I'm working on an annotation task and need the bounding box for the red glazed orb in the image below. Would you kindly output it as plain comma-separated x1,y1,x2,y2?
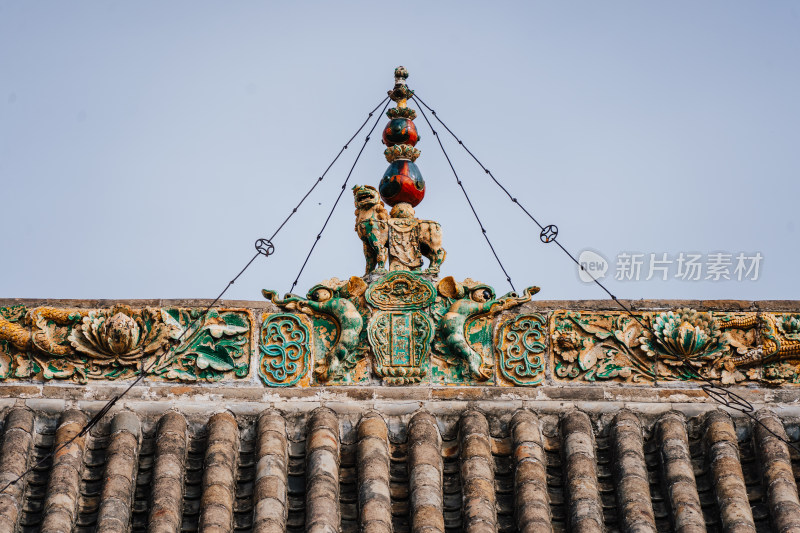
382,118,419,147
379,160,425,207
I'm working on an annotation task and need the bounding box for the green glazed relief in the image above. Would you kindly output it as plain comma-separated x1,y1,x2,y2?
0,305,252,383
259,313,310,387
496,313,547,386
260,272,538,386
551,309,800,385
263,277,368,383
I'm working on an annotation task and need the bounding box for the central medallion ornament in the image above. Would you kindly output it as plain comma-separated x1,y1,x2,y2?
365,272,436,384
365,271,436,310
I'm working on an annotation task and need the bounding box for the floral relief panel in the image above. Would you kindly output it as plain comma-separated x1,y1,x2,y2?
551,309,800,385
0,304,253,383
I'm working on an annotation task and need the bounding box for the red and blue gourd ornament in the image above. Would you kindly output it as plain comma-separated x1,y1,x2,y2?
379,160,425,207
379,65,426,207
382,118,419,147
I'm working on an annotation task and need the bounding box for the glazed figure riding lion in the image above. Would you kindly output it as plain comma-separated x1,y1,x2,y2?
352,185,445,274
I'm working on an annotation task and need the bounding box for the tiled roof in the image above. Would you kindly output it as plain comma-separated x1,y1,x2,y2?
1,404,799,533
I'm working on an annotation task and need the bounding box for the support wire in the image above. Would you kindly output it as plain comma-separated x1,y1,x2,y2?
414,98,517,293
411,90,800,455
0,95,391,495
289,99,391,294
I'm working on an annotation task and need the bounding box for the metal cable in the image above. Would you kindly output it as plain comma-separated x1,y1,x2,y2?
289,99,391,294
0,96,391,495
268,96,390,242
411,91,800,454
414,98,517,293
414,90,657,379
677,360,800,455
0,250,270,496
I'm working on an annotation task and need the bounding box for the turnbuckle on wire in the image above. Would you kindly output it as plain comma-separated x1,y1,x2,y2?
539,224,558,243
255,238,275,257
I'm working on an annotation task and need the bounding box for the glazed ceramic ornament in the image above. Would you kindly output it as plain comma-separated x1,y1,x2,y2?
379,160,425,207
382,118,419,147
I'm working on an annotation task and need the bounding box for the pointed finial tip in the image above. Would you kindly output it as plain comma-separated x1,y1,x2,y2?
388,65,413,106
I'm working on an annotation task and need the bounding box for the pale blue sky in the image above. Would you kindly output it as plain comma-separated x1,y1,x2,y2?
2,1,799,301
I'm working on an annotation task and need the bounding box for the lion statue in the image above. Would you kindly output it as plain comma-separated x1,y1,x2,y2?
353,185,389,274
353,185,447,275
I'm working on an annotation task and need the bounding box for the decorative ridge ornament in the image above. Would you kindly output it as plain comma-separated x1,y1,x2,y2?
353,67,444,275
436,277,540,380
262,277,366,382
257,67,542,386
387,107,417,120
388,66,413,106
386,67,417,120
68,305,173,363
0,305,252,382
384,144,420,163
365,271,436,310
380,66,424,207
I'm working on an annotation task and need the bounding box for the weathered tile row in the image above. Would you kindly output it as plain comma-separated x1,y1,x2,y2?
357,412,392,533
41,409,88,533
655,412,706,533
305,408,341,533
458,411,496,533
96,412,141,533
0,408,34,533
199,412,240,533
509,410,551,533
560,411,603,533
147,411,187,533
704,411,756,533
753,410,800,533
610,410,657,533
408,411,444,533
3,404,800,532
253,411,289,533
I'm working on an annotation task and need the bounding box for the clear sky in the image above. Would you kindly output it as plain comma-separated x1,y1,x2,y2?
2,1,799,302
